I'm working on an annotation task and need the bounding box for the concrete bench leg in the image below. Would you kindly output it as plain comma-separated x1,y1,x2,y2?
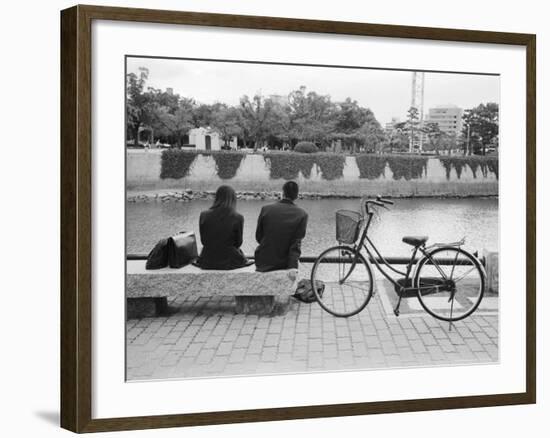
235,295,291,315
235,296,273,315
127,297,168,319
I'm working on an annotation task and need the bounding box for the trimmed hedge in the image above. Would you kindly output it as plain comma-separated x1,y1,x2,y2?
206,151,246,179
315,154,346,180
355,155,387,180
387,155,428,181
487,159,498,178
355,155,427,180
264,153,315,179
264,152,345,180
160,149,246,180
160,149,198,179
160,149,499,183
439,156,499,180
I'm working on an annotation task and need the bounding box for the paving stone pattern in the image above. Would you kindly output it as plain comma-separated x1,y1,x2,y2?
126,281,499,380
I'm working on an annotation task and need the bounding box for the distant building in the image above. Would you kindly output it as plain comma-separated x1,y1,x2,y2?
425,105,463,138
166,87,174,95
188,127,221,151
188,127,237,151
385,117,401,133
269,94,289,106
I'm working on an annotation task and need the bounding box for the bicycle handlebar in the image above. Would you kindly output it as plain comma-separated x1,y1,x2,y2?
362,196,394,215
370,200,385,207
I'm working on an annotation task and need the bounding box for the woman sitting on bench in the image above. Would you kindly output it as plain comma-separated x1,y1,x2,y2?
196,185,252,270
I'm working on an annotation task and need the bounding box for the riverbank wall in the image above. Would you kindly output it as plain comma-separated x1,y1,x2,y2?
127,150,498,198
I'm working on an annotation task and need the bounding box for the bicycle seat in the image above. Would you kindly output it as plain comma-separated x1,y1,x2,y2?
402,236,428,247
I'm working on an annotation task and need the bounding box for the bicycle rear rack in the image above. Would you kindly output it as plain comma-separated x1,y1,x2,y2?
425,237,466,251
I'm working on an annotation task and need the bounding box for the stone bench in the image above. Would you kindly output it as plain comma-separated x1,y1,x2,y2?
126,261,298,318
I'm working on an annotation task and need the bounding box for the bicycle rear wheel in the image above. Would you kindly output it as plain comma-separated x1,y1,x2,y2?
413,246,486,322
310,245,373,317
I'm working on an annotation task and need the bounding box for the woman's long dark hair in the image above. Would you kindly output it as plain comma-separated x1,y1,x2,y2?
210,185,237,211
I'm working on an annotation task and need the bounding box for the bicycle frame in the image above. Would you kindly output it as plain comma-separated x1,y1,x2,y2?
350,207,466,316
354,210,415,286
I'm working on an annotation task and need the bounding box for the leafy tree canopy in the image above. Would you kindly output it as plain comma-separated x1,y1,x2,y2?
461,102,499,155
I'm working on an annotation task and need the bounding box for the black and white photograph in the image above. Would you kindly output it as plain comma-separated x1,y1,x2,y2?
1,0,543,435
125,56,500,381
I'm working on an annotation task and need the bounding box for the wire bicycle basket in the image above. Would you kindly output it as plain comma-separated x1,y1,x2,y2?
335,209,363,244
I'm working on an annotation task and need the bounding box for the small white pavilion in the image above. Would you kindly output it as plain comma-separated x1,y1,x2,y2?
188,127,238,151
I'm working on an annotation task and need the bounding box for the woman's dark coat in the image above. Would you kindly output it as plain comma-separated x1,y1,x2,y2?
197,207,248,270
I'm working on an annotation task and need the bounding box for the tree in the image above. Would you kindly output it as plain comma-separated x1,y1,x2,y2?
190,102,227,128
152,102,194,146
333,98,371,153
392,107,423,153
238,94,289,149
126,68,156,146
131,87,194,146
151,88,179,113
392,121,413,153
406,106,421,152
355,111,387,153
424,122,444,154
264,99,290,148
211,107,243,146
191,103,214,128
441,132,458,155
461,102,499,155
335,98,368,131
287,86,336,148
125,72,388,154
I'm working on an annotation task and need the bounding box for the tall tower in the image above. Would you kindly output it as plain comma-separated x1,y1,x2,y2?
410,71,425,152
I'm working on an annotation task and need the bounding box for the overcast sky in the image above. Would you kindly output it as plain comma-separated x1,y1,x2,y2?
127,57,499,125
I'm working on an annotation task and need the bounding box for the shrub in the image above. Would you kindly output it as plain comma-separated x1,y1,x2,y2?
294,141,319,154
487,158,499,178
466,158,481,178
265,153,315,179
439,156,499,180
439,157,462,180
355,155,387,179
315,153,346,180
386,155,427,181
161,150,247,180
160,149,198,179
204,151,246,179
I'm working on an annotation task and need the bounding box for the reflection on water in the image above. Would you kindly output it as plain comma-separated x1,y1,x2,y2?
127,198,498,257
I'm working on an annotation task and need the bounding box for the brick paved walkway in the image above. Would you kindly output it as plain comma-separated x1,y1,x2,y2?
126,280,499,381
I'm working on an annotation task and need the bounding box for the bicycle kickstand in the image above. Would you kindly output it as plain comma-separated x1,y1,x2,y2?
393,292,403,317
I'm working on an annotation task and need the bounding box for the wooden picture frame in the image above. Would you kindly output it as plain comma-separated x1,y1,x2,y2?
61,4,536,433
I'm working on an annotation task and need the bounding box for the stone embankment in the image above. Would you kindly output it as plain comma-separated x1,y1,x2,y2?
127,189,497,203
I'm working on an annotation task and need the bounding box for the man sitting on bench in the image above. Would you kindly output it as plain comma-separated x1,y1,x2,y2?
254,181,309,272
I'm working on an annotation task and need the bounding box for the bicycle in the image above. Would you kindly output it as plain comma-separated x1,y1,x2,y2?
310,196,486,322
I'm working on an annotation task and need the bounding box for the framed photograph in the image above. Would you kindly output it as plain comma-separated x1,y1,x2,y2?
60,4,536,433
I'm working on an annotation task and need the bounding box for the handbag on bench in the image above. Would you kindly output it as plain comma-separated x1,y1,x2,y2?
145,231,198,270
167,231,198,268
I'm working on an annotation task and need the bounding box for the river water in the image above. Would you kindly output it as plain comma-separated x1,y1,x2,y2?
127,198,498,257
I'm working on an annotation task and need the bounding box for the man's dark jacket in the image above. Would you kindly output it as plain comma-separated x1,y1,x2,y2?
254,199,308,272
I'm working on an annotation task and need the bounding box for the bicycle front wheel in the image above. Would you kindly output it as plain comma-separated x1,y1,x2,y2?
414,246,486,322
310,245,373,317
